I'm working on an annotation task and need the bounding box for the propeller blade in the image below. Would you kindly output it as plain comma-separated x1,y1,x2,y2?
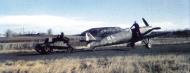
142,18,149,26
154,27,161,30
142,27,161,35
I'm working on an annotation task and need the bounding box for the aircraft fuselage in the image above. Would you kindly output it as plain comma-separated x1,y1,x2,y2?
89,26,156,48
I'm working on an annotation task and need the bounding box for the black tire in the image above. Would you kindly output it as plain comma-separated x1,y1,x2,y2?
67,48,73,53
66,44,74,53
145,43,152,49
129,43,135,48
43,46,53,54
143,39,152,49
35,44,45,54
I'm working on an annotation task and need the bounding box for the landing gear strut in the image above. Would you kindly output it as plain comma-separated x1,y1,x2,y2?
142,38,152,49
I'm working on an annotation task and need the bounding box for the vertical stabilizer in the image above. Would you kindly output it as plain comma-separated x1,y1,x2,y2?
85,32,96,42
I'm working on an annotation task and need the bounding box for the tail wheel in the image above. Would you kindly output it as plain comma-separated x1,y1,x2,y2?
127,43,135,48
130,43,135,48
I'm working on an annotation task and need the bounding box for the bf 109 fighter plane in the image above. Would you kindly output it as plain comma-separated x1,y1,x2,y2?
85,18,161,49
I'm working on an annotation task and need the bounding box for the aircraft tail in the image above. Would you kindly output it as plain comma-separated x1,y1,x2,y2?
85,32,96,42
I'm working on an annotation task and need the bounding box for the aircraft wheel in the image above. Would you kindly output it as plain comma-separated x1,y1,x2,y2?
128,43,135,48
143,38,152,49
145,43,152,49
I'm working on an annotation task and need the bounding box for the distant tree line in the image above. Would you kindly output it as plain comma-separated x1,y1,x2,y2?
81,27,190,38
3,28,190,38
4,28,53,37
153,29,190,38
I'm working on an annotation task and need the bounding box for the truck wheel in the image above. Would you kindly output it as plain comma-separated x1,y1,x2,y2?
35,44,45,54
43,46,53,54
67,47,73,53
66,44,74,53
35,44,53,54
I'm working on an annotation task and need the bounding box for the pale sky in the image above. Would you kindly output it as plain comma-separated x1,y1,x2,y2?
0,0,189,34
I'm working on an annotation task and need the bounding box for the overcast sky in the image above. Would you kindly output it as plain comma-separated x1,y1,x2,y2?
0,0,189,34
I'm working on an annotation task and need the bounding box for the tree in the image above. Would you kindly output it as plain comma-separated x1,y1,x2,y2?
47,28,53,35
5,29,13,38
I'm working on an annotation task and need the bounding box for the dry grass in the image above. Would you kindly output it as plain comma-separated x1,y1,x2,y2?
0,37,190,73
0,55,190,73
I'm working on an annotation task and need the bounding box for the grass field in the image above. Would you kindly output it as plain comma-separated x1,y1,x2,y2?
0,55,190,73
0,42,190,73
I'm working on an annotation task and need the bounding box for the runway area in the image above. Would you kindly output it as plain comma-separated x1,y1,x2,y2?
0,42,190,62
